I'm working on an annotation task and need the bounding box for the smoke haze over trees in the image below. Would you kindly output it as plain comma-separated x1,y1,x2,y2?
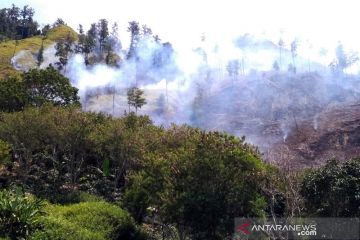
1,2,360,239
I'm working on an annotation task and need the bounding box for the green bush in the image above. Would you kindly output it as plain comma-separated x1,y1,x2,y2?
0,140,10,165
31,201,147,240
0,189,43,239
48,191,104,205
124,129,267,239
301,158,360,217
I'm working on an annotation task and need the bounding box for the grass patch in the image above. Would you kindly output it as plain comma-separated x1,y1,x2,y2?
46,25,78,42
0,25,78,79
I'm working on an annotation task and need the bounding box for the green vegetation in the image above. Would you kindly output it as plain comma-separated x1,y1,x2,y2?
1,3,360,240
0,95,359,238
301,158,360,217
0,189,43,239
0,4,39,40
31,201,146,240
127,87,147,113
0,103,269,239
0,140,10,165
0,24,78,78
123,129,267,239
0,66,79,112
23,66,80,107
0,188,146,240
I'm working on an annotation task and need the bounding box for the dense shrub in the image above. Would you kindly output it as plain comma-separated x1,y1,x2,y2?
0,106,271,239
123,127,268,239
23,66,80,107
0,140,10,165
301,158,360,217
48,191,104,205
0,189,43,239
0,106,107,179
30,201,147,240
0,66,80,112
0,77,28,112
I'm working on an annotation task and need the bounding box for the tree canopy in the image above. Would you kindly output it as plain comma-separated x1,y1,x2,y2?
0,66,80,111
0,4,39,40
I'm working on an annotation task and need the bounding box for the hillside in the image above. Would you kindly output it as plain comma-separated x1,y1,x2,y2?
265,103,360,167
1,3,360,239
0,25,78,79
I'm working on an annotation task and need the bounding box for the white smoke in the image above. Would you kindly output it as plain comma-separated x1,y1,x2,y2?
67,32,360,146
12,29,360,151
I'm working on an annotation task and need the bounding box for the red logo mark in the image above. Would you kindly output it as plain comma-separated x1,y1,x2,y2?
236,222,251,235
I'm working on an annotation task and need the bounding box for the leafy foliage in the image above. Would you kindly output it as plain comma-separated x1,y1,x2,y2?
301,158,360,217
0,24,78,79
0,189,43,239
123,127,267,239
0,67,80,112
127,87,147,113
0,4,39,40
0,77,27,112
31,201,147,240
0,106,104,185
0,140,10,165
23,66,80,107
55,33,74,71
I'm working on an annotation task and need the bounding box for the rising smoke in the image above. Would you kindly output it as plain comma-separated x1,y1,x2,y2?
12,24,360,152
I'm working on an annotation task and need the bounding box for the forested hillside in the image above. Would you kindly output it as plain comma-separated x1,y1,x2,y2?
0,3,359,240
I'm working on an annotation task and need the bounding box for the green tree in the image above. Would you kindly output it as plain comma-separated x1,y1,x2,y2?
53,18,65,27
41,24,50,36
124,128,267,239
104,41,114,65
127,21,140,60
0,189,43,239
55,32,74,72
37,38,44,67
0,4,39,40
97,19,109,53
23,66,80,107
127,87,146,114
82,24,97,65
89,113,156,189
103,23,121,66
0,106,106,185
20,5,36,38
0,77,28,112
301,158,360,217
75,24,85,54
55,39,66,70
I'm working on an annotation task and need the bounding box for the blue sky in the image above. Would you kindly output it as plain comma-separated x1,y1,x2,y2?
1,0,360,59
